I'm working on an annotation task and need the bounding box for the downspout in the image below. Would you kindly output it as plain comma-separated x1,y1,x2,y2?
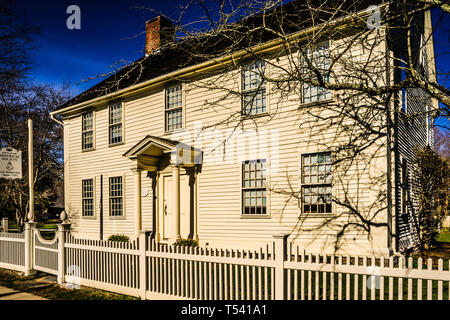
50,112,64,126
385,11,394,256
100,175,103,240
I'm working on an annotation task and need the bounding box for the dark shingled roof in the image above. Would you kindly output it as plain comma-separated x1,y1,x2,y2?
57,0,385,111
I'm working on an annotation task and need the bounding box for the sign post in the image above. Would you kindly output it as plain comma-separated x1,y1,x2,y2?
28,118,34,222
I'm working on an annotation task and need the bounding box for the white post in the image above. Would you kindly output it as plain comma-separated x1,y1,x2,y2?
172,165,181,241
133,168,142,237
139,232,147,300
1,218,8,232
194,167,199,242
28,118,34,222
273,234,288,300
24,222,36,276
155,172,161,242
57,223,70,284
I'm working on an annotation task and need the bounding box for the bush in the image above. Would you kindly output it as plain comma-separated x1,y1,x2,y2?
173,239,198,247
415,146,450,251
108,234,129,242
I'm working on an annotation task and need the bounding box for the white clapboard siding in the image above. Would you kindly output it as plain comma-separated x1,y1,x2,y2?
62,30,393,257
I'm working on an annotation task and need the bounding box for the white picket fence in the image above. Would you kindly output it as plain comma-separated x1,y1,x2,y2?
0,223,449,300
0,231,25,273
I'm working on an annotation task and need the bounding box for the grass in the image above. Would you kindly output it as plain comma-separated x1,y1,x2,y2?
286,270,449,300
0,268,138,300
438,228,450,243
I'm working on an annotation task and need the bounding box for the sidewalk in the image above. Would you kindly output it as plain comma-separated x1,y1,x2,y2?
0,285,47,300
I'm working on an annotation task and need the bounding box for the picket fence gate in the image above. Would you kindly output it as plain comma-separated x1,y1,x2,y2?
0,223,449,300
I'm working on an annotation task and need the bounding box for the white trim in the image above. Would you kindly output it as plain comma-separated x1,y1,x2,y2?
298,150,335,217
108,101,124,147
240,158,270,219
240,60,269,117
164,84,184,133
108,173,126,220
81,177,96,219
81,110,95,152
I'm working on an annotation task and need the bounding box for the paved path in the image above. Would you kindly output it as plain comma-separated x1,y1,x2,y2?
0,285,47,300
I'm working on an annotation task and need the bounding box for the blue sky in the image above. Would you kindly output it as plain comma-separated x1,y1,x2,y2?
13,1,450,128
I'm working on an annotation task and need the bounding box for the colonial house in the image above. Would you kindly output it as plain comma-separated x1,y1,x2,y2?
50,1,437,256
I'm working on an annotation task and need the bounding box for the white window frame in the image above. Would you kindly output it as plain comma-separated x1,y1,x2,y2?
300,152,333,215
164,84,183,132
241,159,269,217
301,41,332,104
108,102,124,146
81,111,95,151
109,175,124,218
82,178,95,218
241,60,267,116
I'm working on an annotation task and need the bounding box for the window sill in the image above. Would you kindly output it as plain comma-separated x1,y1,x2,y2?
108,142,124,148
108,216,126,220
81,148,95,153
81,216,96,220
164,128,184,135
240,214,270,219
299,98,334,108
299,213,334,218
240,112,269,120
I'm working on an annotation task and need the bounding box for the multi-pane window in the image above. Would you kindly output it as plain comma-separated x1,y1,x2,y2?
109,176,123,217
301,153,332,214
242,61,266,115
302,41,331,103
165,85,183,131
109,103,123,145
82,112,94,150
242,159,267,215
82,179,94,217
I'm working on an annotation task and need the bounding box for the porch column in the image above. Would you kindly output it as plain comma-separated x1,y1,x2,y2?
194,166,199,242
155,172,161,242
172,165,181,240
133,168,142,237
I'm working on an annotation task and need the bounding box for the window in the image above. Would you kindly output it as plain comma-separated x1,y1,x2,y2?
82,179,94,217
109,176,123,217
242,61,266,115
109,103,123,145
165,85,183,131
242,159,267,215
302,41,331,103
82,112,94,150
301,153,332,214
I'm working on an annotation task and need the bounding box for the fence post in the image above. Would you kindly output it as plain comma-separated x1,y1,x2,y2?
273,234,288,300
57,223,70,284
1,218,8,232
24,222,36,276
139,232,147,300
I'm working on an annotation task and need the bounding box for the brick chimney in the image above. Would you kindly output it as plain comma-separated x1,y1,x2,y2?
145,16,175,55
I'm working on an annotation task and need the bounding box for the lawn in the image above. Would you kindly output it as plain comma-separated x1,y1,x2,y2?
0,268,138,300
438,228,450,243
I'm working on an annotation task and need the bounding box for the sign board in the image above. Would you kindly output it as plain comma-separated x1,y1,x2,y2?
0,148,22,179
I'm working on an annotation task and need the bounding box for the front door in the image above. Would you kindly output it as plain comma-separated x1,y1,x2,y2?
160,173,190,241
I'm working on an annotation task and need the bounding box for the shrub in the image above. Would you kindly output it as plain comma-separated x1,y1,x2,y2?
173,239,198,247
415,146,450,251
108,234,129,242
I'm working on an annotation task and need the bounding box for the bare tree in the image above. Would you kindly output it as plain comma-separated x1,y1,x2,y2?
0,1,70,231
71,0,449,253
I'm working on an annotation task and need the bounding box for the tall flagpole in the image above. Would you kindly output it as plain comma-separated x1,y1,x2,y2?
28,118,34,222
